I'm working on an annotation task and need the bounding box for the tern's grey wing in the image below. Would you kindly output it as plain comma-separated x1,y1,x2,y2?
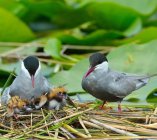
1,87,11,105
106,70,149,98
40,76,52,93
120,72,150,90
9,76,24,97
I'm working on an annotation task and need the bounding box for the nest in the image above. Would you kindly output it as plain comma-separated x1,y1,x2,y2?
0,102,157,139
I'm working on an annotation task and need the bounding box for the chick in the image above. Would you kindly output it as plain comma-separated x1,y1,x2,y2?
34,93,48,109
46,87,67,110
6,96,28,117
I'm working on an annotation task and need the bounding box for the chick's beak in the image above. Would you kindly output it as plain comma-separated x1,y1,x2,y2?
31,75,35,88
58,93,67,99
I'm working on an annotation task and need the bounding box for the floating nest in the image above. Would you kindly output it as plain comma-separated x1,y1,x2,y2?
0,102,157,140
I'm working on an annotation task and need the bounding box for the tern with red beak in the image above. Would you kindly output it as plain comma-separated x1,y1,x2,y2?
82,53,157,112
1,56,51,105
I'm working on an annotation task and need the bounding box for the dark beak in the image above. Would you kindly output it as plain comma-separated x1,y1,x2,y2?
58,93,67,99
31,75,35,88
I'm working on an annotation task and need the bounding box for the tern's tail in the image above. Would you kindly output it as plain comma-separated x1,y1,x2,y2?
148,73,157,78
138,73,157,80
135,73,157,90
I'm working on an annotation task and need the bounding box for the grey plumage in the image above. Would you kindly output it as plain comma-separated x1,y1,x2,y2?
82,53,157,103
1,56,51,105
9,70,50,100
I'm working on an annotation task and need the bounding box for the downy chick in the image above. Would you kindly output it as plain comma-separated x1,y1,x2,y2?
7,96,28,117
46,87,67,110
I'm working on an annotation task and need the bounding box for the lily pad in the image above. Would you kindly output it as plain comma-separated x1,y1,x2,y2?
22,0,157,36
91,0,157,16
0,7,35,42
146,88,157,103
57,29,124,45
50,58,88,93
114,27,157,45
44,38,62,59
22,0,88,28
0,0,28,17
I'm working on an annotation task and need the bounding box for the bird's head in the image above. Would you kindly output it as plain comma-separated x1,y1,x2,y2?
21,56,40,88
85,53,108,77
48,87,67,102
17,100,27,109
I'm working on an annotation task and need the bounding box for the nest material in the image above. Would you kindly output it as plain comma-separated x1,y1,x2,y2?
0,102,157,139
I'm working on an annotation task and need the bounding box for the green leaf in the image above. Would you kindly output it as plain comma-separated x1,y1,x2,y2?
57,29,123,45
93,0,157,16
23,0,156,36
85,2,141,36
0,0,28,17
0,7,35,42
44,38,62,59
0,62,18,87
146,89,157,103
123,18,142,37
50,58,88,93
22,0,88,28
114,27,157,45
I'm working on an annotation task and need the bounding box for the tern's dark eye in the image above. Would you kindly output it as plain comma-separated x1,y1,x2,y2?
58,92,62,95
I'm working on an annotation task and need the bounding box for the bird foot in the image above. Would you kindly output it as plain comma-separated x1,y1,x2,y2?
118,104,122,114
99,105,112,112
13,114,19,120
98,101,112,112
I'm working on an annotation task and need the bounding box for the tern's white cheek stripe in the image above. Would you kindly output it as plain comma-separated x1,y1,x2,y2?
35,62,41,77
21,61,31,79
95,61,108,72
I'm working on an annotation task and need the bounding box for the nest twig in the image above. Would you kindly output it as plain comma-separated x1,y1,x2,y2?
0,102,157,139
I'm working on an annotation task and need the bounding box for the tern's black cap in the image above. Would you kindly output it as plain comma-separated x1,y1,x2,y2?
23,56,39,76
89,53,108,67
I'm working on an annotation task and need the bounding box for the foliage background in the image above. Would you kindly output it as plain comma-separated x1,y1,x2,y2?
1,0,157,104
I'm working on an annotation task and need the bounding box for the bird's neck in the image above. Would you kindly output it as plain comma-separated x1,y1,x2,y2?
20,69,41,79
95,61,109,72
84,61,109,78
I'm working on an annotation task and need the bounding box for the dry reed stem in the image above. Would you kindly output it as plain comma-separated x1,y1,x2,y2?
83,120,103,129
63,123,88,138
52,112,76,139
33,108,93,131
78,117,92,137
89,118,138,136
0,103,157,139
41,108,50,136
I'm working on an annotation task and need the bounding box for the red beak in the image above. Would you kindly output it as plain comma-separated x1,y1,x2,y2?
85,67,95,78
31,75,35,88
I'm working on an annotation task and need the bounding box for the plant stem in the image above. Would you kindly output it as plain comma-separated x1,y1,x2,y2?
1,68,16,95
